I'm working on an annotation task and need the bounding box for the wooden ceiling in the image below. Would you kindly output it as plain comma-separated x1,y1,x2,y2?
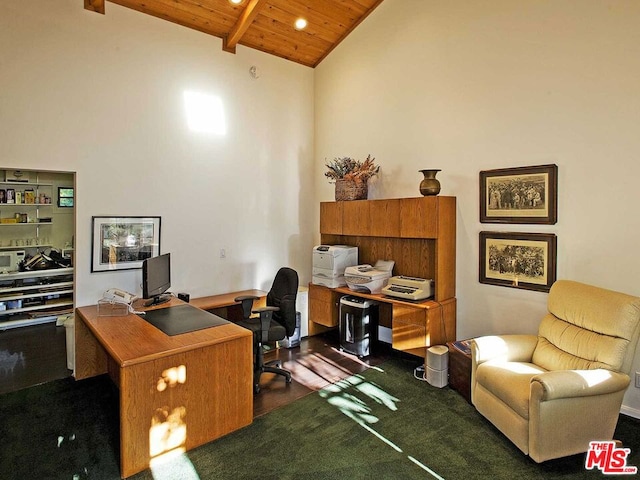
84,0,384,68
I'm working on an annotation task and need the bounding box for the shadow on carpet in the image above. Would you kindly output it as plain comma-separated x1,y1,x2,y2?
1,357,638,479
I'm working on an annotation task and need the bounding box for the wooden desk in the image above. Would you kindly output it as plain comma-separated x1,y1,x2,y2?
313,196,457,361
191,289,266,320
309,283,456,359
75,298,253,478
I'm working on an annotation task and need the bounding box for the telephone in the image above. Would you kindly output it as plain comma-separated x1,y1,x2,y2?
102,288,137,305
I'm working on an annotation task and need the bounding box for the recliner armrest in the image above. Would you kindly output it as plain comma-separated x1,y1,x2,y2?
531,369,630,401
472,334,538,366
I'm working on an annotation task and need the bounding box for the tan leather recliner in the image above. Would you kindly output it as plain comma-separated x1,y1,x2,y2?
471,280,640,463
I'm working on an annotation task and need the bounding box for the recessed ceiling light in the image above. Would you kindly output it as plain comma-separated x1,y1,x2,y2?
294,18,308,30
229,0,243,5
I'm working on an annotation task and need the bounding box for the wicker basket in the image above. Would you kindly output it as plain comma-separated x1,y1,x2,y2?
335,179,368,201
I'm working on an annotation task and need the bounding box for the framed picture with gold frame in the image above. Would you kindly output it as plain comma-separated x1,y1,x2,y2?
480,164,558,224
479,231,557,292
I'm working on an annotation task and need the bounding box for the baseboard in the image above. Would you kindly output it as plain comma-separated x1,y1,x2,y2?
621,404,640,419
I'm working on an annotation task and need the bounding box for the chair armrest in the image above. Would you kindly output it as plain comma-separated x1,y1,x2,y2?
252,306,279,314
472,334,538,366
234,295,259,302
253,306,280,340
531,369,630,401
234,295,261,320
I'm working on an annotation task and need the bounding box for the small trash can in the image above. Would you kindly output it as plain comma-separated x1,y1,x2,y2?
61,314,75,371
280,311,301,349
426,345,448,388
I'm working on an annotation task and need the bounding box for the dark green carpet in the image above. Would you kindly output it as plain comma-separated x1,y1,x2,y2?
1,358,638,479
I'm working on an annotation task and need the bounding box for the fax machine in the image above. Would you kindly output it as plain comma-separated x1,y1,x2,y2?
312,245,358,288
344,260,395,294
382,275,434,301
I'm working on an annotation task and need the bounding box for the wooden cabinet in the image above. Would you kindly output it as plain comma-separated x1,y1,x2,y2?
447,341,472,403
319,202,343,234
308,284,340,328
311,196,457,360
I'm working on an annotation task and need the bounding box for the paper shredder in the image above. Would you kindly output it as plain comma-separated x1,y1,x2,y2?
339,295,378,357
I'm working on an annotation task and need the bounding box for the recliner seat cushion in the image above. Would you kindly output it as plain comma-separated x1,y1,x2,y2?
475,361,547,419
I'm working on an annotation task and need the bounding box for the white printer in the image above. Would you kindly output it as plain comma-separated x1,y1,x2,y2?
312,245,358,288
344,260,395,294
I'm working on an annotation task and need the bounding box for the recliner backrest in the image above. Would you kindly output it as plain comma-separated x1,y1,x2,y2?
267,267,299,337
532,280,640,373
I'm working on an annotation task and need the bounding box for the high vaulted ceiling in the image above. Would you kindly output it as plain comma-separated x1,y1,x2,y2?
84,0,384,68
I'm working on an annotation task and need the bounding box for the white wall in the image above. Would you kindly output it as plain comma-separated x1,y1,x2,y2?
315,0,640,415
0,1,315,303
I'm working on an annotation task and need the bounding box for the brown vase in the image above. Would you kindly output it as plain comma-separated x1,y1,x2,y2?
419,169,441,196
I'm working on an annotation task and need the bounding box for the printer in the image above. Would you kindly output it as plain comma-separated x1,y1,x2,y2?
344,260,395,294
312,245,358,288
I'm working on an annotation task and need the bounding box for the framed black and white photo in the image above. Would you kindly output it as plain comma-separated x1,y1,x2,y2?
91,216,161,272
479,231,557,292
480,164,558,224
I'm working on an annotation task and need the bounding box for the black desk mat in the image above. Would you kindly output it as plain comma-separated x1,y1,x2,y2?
140,304,230,336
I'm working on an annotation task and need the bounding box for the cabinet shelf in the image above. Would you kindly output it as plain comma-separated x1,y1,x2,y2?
0,182,53,187
0,267,73,280
0,284,73,300
0,244,52,251
0,299,74,316
0,203,53,207
0,267,74,328
0,222,52,227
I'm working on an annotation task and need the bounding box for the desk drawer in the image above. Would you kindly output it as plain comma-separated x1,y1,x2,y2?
309,284,339,327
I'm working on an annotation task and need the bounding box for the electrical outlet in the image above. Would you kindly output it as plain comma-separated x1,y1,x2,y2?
219,248,226,259
636,372,640,388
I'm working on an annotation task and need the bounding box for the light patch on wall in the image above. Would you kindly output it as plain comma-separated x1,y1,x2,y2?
184,91,226,135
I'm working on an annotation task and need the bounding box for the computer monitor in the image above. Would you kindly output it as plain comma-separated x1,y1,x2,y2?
142,253,171,306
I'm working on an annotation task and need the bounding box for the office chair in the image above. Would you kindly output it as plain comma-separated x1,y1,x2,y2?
234,267,299,394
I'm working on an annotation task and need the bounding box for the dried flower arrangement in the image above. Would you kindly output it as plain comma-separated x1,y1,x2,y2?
324,155,380,185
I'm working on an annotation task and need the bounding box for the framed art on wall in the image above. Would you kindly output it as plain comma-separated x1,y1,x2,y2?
479,231,557,292
480,164,558,224
91,216,161,272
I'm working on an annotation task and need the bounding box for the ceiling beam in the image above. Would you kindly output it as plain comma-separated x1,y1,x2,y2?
223,0,267,54
84,0,105,14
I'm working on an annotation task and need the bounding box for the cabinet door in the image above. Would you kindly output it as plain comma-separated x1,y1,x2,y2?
391,303,427,358
400,197,438,238
342,200,370,236
368,199,400,237
320,202,343,235
308,284,339,327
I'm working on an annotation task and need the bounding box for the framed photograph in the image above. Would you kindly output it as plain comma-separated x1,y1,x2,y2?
480,164,558,224
91,216,161,272
479,231,557,292
58,187,74,208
